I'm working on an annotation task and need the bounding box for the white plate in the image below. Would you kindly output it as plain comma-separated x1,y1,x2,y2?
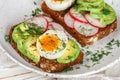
0,0,120,78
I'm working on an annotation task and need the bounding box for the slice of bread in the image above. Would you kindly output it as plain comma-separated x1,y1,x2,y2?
9,20,84,73
41,2,117,46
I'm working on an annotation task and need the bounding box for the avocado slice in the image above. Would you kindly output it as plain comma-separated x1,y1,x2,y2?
101,3,116,25
57,39,80,63
23,36,40,62
77,0,102,3
12,22,44,62
19,23,29,32
12,23,23,43
76,4,103,13
12,23,29,43
76,0,104,12
77,0,104,6
90,3,116,25
17,39,26,54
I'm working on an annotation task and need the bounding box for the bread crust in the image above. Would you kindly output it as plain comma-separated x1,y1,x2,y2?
9,21,84,73
41,2,117,46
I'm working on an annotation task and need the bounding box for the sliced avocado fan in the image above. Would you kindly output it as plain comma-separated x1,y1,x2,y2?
12,22,43,62
23,36,40,62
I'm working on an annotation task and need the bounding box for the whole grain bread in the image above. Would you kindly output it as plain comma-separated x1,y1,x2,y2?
41,2,117,46
9,21,84,73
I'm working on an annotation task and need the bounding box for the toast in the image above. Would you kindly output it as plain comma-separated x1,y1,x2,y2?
41,2,117,46
9,19,84,73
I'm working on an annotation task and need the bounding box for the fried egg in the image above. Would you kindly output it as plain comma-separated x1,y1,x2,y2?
44,0,75,11
36,30,68,59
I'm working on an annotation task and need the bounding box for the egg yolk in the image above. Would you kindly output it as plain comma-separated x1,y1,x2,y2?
53,0,66,2
39,34,60,52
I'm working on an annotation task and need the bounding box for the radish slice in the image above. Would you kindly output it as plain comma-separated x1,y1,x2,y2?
26,16,48,32
74,21,99,36
48,22,64,31
44,16,53,22
69,8,88,24
64,13,74,28
85,14,106,28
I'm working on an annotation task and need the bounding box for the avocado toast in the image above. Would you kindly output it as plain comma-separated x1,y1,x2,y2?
9,15,84,72
41,0,117,46
9,0,117,73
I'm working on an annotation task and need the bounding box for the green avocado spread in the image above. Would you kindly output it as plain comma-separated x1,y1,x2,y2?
75,0,116,25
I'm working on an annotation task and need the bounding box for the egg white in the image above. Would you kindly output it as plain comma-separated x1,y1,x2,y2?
36,30,68,59
44,0,75,11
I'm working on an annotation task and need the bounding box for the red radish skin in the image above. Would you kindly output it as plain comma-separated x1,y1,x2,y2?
48,22,65,31
26,16,48,32
64,13,75,28
69,8,88,24
44,16,53,22
35,16,49,32
85,14,106,28
43,17,49,32
48,23,54,30
74,21,99,37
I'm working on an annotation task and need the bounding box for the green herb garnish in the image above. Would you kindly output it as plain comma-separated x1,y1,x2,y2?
5,35,10,42
85,51,92,55
102,9,111,15
26,23,44,35
26,26,44,35
101,50,111,56
74,4,79,10
79,61,83,64
91,53,103,62
33,1,37,5
62,67,73,72
84,39,120,64
85,49,111,63
105,45,113,50
32,8,41,16
114,40,120,47
76,67,80,69
105,39,120,49
62,42,66,48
